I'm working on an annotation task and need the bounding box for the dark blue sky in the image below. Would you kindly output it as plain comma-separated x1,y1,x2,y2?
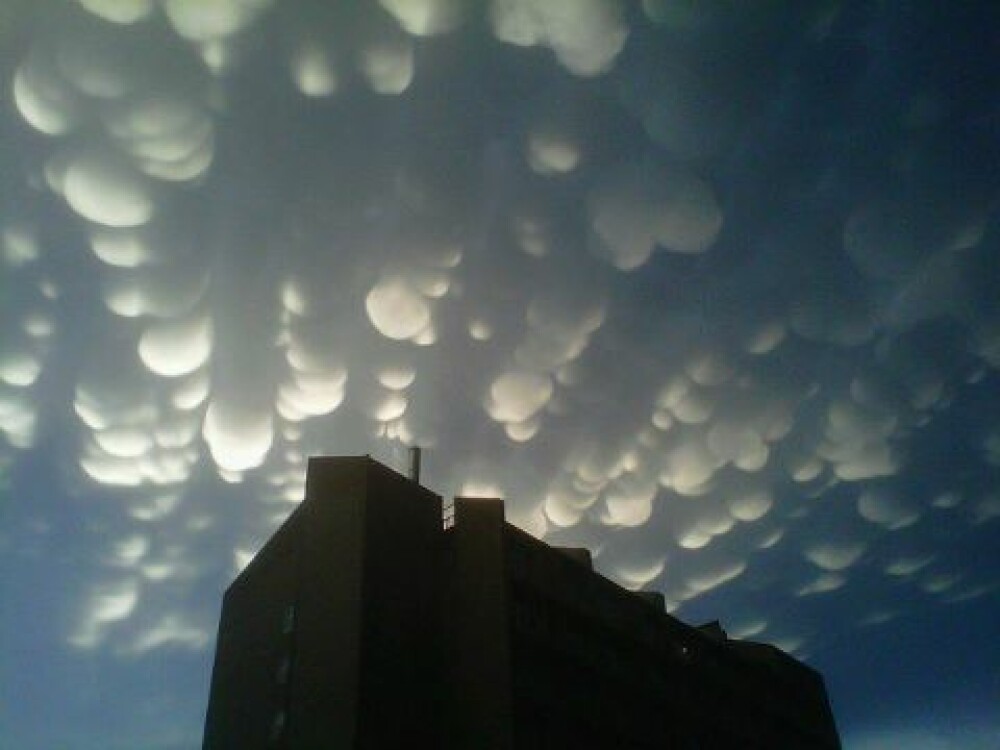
1,1,998,747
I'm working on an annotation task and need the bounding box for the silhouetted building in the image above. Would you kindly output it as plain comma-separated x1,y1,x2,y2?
203,456,841,749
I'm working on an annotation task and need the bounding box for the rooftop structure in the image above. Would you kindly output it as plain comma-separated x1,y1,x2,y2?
203,456,841,748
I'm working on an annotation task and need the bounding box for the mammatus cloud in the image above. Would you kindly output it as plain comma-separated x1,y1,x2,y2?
1,1,999,746
490,0,628,77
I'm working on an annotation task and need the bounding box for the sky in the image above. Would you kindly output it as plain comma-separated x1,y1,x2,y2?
0,1,998,747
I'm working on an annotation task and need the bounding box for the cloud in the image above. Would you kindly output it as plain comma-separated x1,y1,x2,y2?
588,159,723,269
69,577,141,649
1,7,999,747
490,0,627,77
804,541,867,572
857,489,921,530
847,722,1000,750
380,0,467,37
75,0,155,26
366,277,433,341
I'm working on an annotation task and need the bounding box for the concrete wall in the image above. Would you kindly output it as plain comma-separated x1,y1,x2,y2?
204,456,445,749
446,497,514,750
202,513,303,749
204,458,839,749
283,457,369,748
356,460,444,748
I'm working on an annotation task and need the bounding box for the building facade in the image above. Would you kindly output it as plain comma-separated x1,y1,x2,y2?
203,456,841,748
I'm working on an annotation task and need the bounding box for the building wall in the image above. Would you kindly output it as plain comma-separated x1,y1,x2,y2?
355,460,445,748
204,458,840,749
282,457,368,748
202,513,303,749
501,524,841,748
505,526,693,748
446,497,515,750
204,457,445,749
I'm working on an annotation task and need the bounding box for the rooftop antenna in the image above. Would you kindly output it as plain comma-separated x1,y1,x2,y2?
408,445,422,484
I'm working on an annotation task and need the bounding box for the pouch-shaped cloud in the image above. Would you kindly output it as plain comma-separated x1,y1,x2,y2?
94,426,154,459
796,573,846,597
23,314,55,341
0,391,37,448
358,33,414,95
106,95,215,183
80,453,145,487
89,227,157,267
683,556,746,596
373,391,408,422
171,372,211,411
602,473,657,527
659,435,721,495
877,247,972,334
76,0,155,26
831,442,901,481
640,0,707,30
610,556,666,590
707,422,766,469
588,160,722,269
818,395,903,481
108,534,150,567
973,321,1000,369
289,40,339,98
804,541,867,572
490,0,627,77
55,27,141,100
726,617,767,639
13,51,84,136
73,343,160,428
0,350,42,388
202,398,274,473
380,0,467,36
517,291,605,372
526,128,581,175
486,369,553,425
366,277,432,341
101,262,210,319
503,416,540,443
724,487,774,523
857,489,920,530
668,491,735,549
685,348,733,388
544,490,590,528
844,198,931,281
60,149,156,228
792,303,875,351
2,223,41,266
122,613,211,656
69,577,141,649
669,386,715,425
921,572,961,595
971,494,1000,526
138,315,214,378
884,556,934,578
743,320,787,355
976,428,1000,468
162,0,274,43
278,368,347,421
377,366,416,391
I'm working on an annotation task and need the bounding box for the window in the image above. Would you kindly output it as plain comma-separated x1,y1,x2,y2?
275,654,291,685
281,604,296,635
268,710,286,742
